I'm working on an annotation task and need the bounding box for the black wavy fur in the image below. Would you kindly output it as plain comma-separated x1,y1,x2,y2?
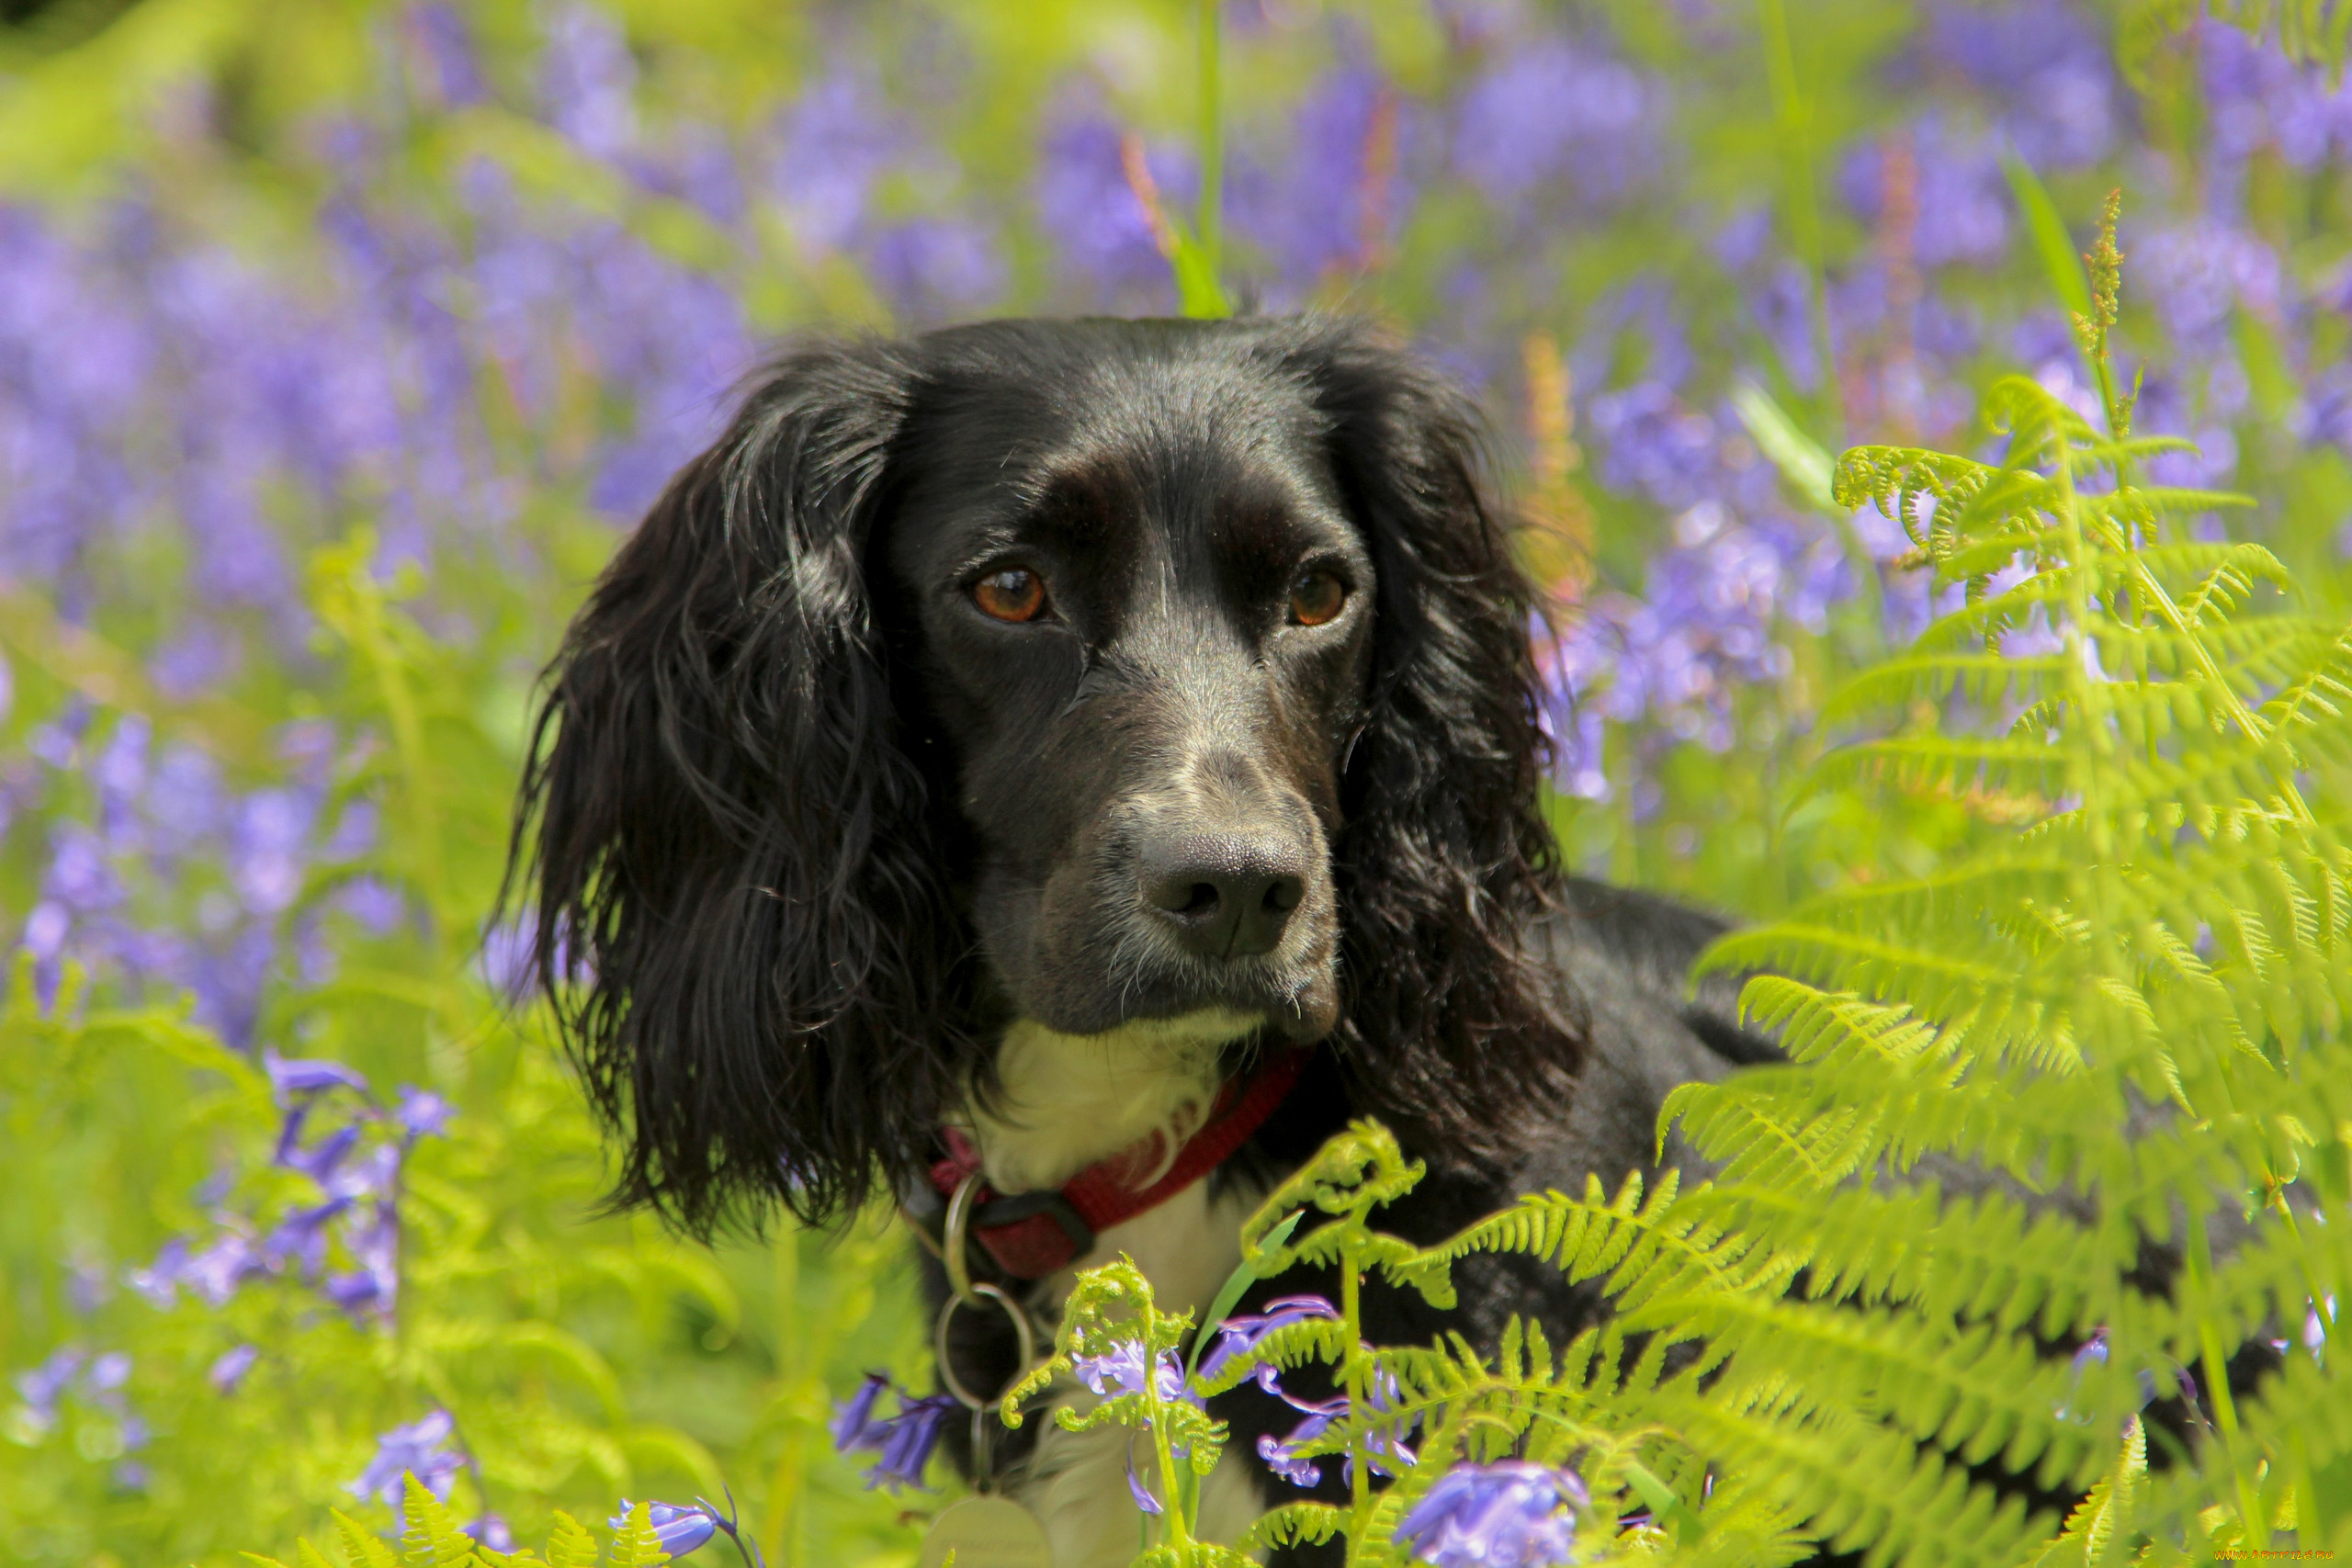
507,317,1579,1238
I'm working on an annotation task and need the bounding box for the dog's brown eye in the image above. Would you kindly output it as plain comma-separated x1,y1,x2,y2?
973,569,1046,623
1287,570,1346,627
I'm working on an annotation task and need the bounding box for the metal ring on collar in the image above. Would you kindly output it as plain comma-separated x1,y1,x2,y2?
943,1170,987,1306
933,1282,1037,1412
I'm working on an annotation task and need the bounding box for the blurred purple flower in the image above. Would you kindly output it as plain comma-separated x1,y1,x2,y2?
396,1086,455,1140
281,1123,361,1182
540,4,638,161
2134,220,2280,349
86,1351,130,1393
209,1344,259,1395
264,1049,370,1101
1394,1461,1587,1568
327,1198,401,1322
772,70,905,254
181,1232,263,1307
15,1347,85,1424
350,1408,463,1511
868,219,1004,320
263,1197,351,1278
465,1516,516,1551
125,1239,187,1308
1452,41,1651,205
1035,113,1193,298
1924,4,2116,168
406,4,486,108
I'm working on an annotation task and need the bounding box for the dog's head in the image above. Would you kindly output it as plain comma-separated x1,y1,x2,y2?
510,317,1576,1232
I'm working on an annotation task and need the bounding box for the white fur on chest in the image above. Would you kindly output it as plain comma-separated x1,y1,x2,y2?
952,1010,1274,1566
956,1009,1260,1191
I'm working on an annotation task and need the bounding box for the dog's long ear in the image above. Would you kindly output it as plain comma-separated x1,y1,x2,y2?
1294,322,1581,1159
505,340,965,1235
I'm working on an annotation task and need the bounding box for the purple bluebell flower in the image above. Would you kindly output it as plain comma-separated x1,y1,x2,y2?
327,1198,401,1321
1257,1393,1345,1488
263,1196,351,1277
181,1232,261,1307
1200,1294,1340,1392
539,3,639,161
464,1516,515,1551
831,1374,956,1493
66,1256,112,1315
1033,111,1193,299
349,1408,463,1509
1126,1451,1163,1516
612,1501,719,1557
209,1344,259,1395
15,1347,85,1425
395,1086,455,1141
125,1239,188,1307
859,1393,957,1493
1394,1461,1588,1568
86,1352,130,1393
1452,41,1652,206
280,1122,361,1182
1254,1368,1419,1490
263,1049,369,1101
1072,1340,1195,1407
830,1371,889,1449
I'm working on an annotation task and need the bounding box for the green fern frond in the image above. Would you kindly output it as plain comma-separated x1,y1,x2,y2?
400,1475,481,1568
1191,1317,1352,1398
605,1502,669,1568
332,1512,403,1568
2030,1418,2144,1568
540,1513,598,1568
1661,1374,2048,1568
1799,736,2074,805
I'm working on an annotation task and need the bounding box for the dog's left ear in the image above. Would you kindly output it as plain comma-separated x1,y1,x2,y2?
1284,321,1581,1157
504,339,969,1235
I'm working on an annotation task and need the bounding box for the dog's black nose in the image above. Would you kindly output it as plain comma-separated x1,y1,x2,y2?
1140,832,1308,958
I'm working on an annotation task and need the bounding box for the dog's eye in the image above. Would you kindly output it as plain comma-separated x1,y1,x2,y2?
972,568,1047,623
1287,570,1347,627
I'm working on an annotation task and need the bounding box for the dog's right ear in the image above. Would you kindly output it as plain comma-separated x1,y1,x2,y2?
504,340,966,1235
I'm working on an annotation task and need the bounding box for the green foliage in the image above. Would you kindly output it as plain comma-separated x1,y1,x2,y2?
0,544,926,1562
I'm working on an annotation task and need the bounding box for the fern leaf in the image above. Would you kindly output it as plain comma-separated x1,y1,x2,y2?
2034,1418,2148,1568
332,1512,403,1568
541,1514,598,1568
1238,1503,1344,1555
606,1502,670,1568
401,1475,480,1568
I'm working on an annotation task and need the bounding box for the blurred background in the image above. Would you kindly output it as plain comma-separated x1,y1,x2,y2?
1,0,2347,1562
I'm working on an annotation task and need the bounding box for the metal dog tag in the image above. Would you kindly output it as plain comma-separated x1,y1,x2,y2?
919,1495,1053,1568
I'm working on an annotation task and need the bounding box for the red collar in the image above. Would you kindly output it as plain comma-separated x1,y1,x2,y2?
927,1046,1311,1280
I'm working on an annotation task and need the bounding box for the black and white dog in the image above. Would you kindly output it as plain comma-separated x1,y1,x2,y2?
507,316,1777,1564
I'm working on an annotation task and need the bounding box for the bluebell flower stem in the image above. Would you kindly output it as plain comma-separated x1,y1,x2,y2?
1340,1245,1368,1562
1757,0,1844,444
